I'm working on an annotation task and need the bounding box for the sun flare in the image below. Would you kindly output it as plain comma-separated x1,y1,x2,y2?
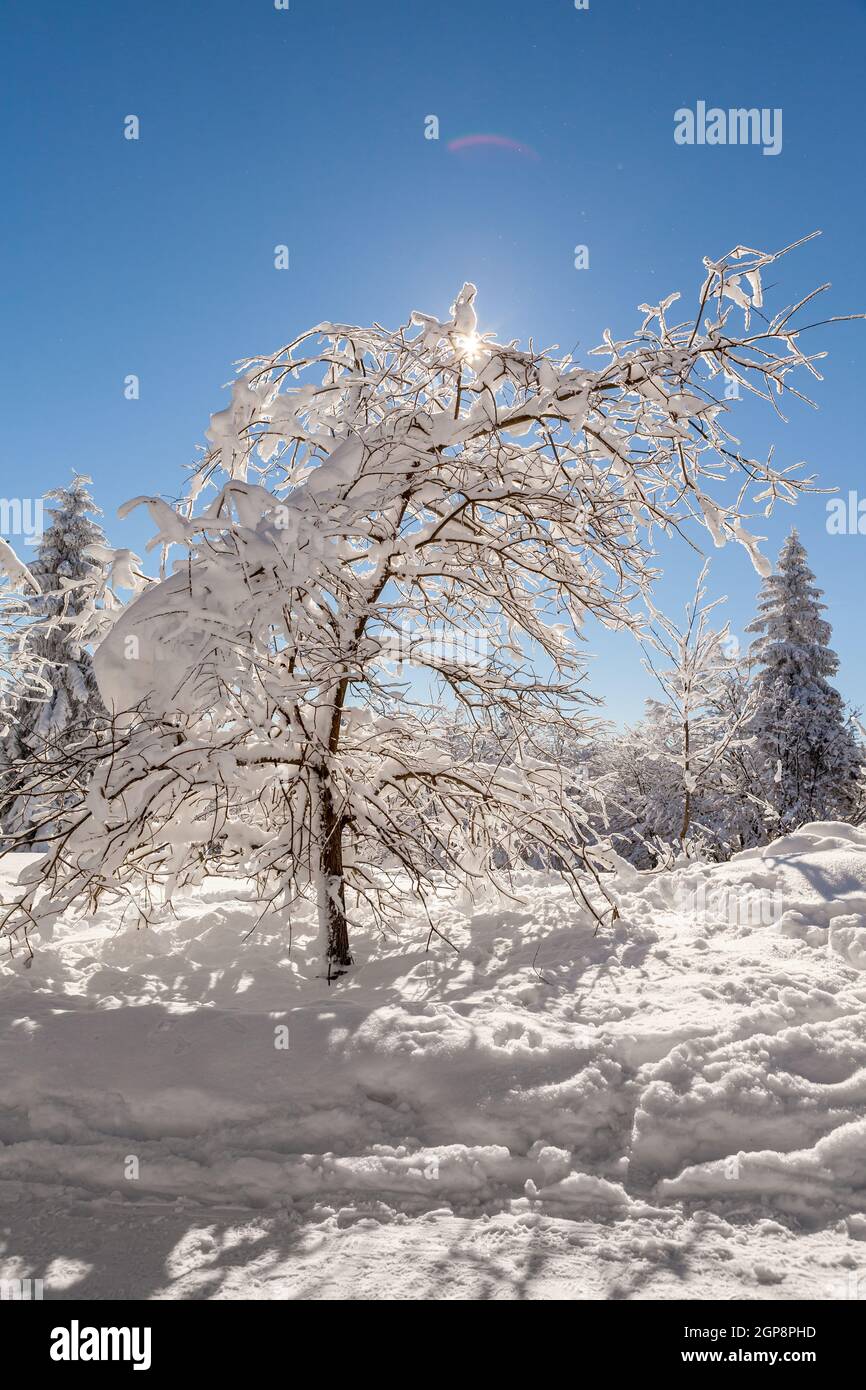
455,330,483,361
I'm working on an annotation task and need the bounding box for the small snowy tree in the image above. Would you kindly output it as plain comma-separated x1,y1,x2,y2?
703,664,773,851
0,477,111,845
580,721,676,867
583,674,763,868
0,237,855,972
640,565,757,851
746,530,863,829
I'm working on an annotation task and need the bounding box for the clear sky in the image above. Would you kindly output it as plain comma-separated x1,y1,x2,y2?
3,0,865,724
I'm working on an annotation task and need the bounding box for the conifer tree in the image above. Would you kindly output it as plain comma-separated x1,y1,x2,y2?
746,530,863,830
0,476,109,844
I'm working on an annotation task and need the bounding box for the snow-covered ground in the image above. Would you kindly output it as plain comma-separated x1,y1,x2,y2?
2,823,866,1300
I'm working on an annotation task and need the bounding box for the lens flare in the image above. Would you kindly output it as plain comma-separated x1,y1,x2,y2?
447,133,540,161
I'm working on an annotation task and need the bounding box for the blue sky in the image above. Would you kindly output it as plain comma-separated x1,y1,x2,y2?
2,0,865,724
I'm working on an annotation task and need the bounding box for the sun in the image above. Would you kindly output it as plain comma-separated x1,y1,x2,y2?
454,331,483,362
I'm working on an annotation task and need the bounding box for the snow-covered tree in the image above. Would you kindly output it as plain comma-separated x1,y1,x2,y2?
745,530,863,829
0,237,851,972
0,477,111,845
576,721,671,867
640,565,757,850
582,688,764,868
702,664,773,851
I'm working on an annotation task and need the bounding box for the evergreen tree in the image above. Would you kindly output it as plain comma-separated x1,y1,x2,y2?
0,476,109,844
746,530,863,831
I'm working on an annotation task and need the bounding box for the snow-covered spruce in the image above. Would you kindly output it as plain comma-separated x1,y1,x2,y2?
0,477,111,847
0,239,851,971
746,530,863,831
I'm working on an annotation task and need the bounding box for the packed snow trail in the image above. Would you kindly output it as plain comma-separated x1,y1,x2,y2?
1,824,865,1299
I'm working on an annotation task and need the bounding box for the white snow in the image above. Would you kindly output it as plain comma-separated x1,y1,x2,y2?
2,823,866,1299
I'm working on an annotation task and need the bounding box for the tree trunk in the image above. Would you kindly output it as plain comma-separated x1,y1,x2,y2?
315,771,352,978
679,718,691,844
